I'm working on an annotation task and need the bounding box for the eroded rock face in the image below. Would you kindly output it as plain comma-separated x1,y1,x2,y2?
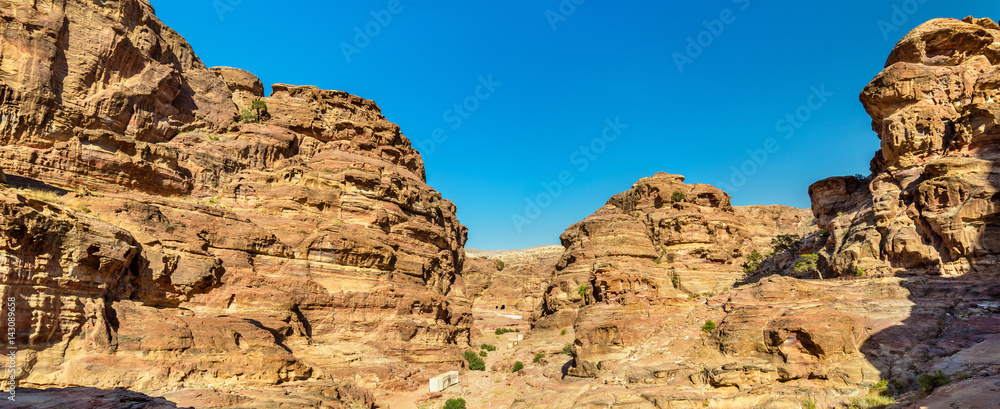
538,173,812,379
810,17,1000,277
0,0,468,406
463,245,563,320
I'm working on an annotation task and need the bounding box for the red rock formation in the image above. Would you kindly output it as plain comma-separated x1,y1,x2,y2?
0,0,468,407
810,16,1000,277
537,173,813,380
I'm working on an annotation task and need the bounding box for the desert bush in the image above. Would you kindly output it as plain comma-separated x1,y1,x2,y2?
463,351,485,371
771,234,802,254
793,254,820,278
512,361,524,372
578,283,588,299
671,272,681,288
494,328,516,336
533,353,543,363
495,259,505,270
251,99,268,121
918,370,950,393
563,344,573,355
847,395,895,409
479,350,487,357
481,344,496,351
742,249,763,273
671,190,686,202
238,108,257,123
701,320,716,334
443,398,466,409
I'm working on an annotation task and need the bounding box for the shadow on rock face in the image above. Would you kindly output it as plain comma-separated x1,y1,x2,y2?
10,387,192,409
850,16,1000,408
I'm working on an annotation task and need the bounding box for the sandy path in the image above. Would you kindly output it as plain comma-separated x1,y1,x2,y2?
384,390,424,409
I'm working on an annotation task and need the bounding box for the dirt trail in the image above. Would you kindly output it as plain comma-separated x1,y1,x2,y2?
384,390,423,409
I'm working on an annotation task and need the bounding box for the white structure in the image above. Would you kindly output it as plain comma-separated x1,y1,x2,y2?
428,371,459,392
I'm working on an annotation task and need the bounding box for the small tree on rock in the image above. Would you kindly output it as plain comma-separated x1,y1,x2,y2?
793,253,821,279
251,100,268,122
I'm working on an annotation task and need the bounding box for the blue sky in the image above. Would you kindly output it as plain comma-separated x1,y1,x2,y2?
153,0,997,250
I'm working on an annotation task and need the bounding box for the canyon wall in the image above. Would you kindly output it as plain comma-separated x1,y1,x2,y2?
0,0,468,407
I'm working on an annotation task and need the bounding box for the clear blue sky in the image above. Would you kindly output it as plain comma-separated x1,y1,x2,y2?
152,0,996,250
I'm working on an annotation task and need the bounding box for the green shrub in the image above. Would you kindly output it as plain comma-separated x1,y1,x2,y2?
533,353,543,363
870,379,889,396
671,190,686,203
918,370,950,393
890,377,914,391
771,234,802,254
494,328,516,336
512,361,524,372
479,350,487,357
847,395,895,409
238,108,257,123
443,398,467,409
742,249,763,274
802,398,817,409
496,259,505,271
701,320,716,334
563,344,573,355
793,254,820,278
578,283,588,299
251,99,268,121
560,328,567,336
481,344,496,351
856,268,866,277
671,272,681,288
463,351,485,371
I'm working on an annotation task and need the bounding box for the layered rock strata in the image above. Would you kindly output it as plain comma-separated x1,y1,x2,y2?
0,0,468,406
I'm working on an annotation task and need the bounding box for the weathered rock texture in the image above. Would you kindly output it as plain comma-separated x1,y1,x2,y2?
537,173,813,379
463,245,563,319
810,16,1000,277
807,17,1000,408
0,0,468,407
10,387,193,409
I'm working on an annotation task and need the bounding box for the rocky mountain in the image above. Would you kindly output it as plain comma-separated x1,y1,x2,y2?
505,16,1000,409
0,0,467,407
1,1,999,408
810,16,1000,278
463,245,563,320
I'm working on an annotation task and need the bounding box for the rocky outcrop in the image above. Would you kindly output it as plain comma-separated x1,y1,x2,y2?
463,245,563,319
12,387,193,409
810,16,1000,277
537,173,812,379
0,0,468,407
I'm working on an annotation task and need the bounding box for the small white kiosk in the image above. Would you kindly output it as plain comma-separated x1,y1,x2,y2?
428,370,459,392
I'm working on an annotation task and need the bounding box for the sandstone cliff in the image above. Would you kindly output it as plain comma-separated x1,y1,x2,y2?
536,173,814,379
0,0,468,407
810,16,1000,278
507,17,1000,409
